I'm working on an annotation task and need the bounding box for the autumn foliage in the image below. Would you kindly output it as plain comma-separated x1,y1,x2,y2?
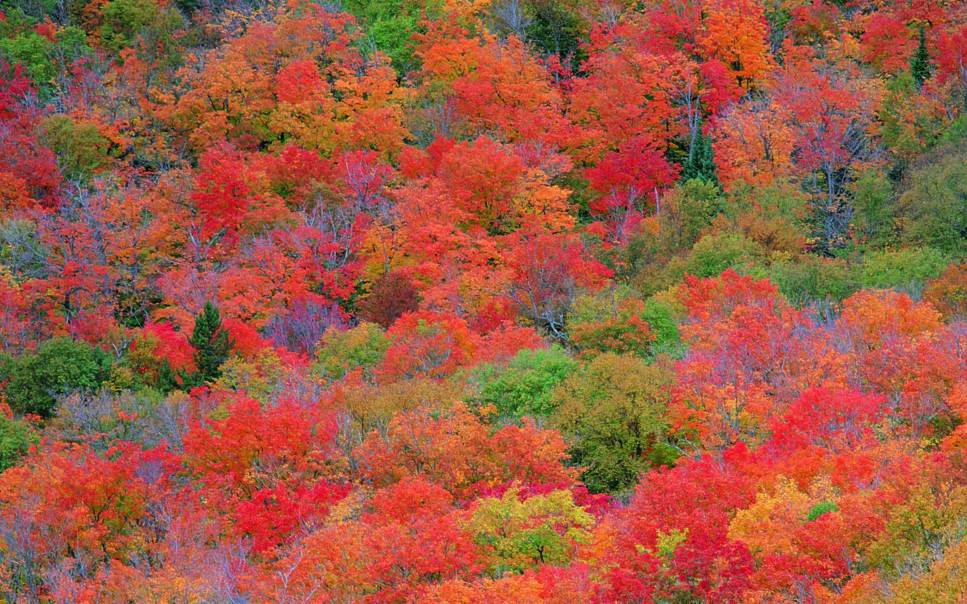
0,0,964,600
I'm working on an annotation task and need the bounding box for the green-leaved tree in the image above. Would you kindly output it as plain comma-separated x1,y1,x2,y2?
4,338,110,417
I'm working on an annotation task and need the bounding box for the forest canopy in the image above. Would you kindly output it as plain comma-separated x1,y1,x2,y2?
0,0,964,600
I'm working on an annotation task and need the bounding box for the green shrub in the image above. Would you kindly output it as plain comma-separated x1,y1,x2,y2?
313,322,389,382
766,253,859,306
684,232,763,278
642,296,684,357
851,169,896,248
524,0,587,67
897,149,967,256
551,354,674,494
0,219,49,280
861,247,949,292
100,0,160,52
0,25,89,93
475,346,577,419
0,415,36,471
5,337,110,417
0,31,53,83
39,115,116,181
660,178,726,252
0,353,14,383
937,115,967,146
807,501,838,522
878,73,945,160
341,0,440,72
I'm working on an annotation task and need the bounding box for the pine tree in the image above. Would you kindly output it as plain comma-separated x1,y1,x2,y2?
188,301,231,385
910,25,932,90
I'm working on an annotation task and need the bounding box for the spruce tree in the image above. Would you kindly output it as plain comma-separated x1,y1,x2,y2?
188,301,231,385
910,25,932,90
681,127,719,185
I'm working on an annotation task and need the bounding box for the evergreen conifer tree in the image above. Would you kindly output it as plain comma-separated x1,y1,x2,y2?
910,25,932,90
681,124,719,185
188,301,231,385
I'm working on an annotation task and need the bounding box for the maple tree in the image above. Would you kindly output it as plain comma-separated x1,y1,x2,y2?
773,47,882,250
506,229,612,339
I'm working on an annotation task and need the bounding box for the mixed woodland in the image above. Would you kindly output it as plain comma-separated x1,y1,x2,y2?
0,0,964,599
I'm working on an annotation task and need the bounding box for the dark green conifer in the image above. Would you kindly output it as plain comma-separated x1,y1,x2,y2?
910,25,932,90
188,301,231,385
681,123,719,185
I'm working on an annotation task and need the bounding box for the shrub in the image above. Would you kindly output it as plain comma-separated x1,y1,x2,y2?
924,264,967,319
684,232,763,278
568,288,655,358
570,298,655,358
642,296,684,357
850,169,896,247
659,178,726,252
475,346,577,419
313,322,389,382
0,415,35,471
861,247,949,293
99,0,160,52
551,354,674,493
765,253,858,306
39,115,116,181
5,337,110,417
897,148,967,256
358,271,419,329
806,500,839,522
0,25,87,93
